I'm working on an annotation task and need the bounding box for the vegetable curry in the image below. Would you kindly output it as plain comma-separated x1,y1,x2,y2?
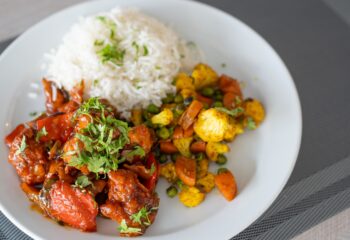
5,63,265,236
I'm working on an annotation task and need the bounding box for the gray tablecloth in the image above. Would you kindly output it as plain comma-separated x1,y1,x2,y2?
1,0,350,239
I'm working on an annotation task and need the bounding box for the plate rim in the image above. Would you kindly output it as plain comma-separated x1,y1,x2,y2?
0,0,302,239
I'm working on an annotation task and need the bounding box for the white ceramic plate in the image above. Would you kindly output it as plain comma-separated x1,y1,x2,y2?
0,0,302,239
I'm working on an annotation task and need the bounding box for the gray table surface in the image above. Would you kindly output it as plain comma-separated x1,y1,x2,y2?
1,0,350,239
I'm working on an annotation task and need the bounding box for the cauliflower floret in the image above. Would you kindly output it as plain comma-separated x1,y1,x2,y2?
191,63,218,90
197,159,209,179
151,108,174,126
160,162,177,183
206,142,230,161
243,99,265,126
179,186,205,207
224,117,244,141
175,72,195,91
196,172,215,193
193,108,230,142
173,137,193,157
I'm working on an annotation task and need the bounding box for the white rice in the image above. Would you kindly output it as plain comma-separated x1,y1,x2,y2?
44,8,202,118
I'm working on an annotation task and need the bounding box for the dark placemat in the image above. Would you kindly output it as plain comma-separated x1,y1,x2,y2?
1,0,350,239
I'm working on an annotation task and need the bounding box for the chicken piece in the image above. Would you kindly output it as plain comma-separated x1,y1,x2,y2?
179,186,205,207
191,63,218,90
193,108,230,142
101,170,159,237
47,181,98,231
8,128,48,185
42,79,68,114
62,136,89,175
151,108,173,126
128,125,154,154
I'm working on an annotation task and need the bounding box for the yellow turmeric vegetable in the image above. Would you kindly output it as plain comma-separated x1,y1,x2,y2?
160,162,178,183
175,72,195,91
191,63,218,89
131,108,143,126
194,108,230,142
224,117,244,141
206,141,230,161
173,137,193,157
151,108,174,126
197,159,209,179
179,186,205,207
243,99,265,126
196,172,215,193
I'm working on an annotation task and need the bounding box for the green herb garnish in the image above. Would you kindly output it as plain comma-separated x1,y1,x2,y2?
118,219,142,234
127,146,145,158
143,45,149,56
130,207,151,226
247,117,257,130
74,175,93,189
15,136,27,156
94,40,104,46
35,127,48,142
69,97,130,174
215,107,244,117
149,163,156,175
97,44,125,66
29,111,38,117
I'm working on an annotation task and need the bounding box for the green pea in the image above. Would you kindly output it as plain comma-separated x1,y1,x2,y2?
216,154,227,165
174,95,184,103
166,185,178,198
159,154,168,164
157,127,170,140
213,101,223,107
214,90,223,100
175,105,185,116
171,154,178,162
162,93,175,104
196,152,205,161
201,87,215,97
217,167,228,174
147,104,160,114
144,120,155,129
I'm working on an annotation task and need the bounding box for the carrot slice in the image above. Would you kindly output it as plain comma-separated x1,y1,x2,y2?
195,93,214,106
178,100,203,130
215,170,237,201
173,126,184,139
223,92,242,109
183,124,194,138
190,141,206,153
175,156,196,186
160,141,178,154
219,74,243,97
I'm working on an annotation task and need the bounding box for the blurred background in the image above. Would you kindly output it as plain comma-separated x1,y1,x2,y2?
1,0,350,239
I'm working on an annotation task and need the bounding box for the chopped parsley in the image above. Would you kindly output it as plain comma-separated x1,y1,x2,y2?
118,219,142,234
132,41,140,55
73,175,93,189
93,79,99,86
69,97,130,174
96,16,117,39
247,117,257,130
130,207,151,226
15,136,27,156
35,127,48,142
143,45,149,56
127,146,145,158
235,96,242,105
221,63,227,68
149,163,156,175
94,39,104,46
215,107,244,117
97,44,125,66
